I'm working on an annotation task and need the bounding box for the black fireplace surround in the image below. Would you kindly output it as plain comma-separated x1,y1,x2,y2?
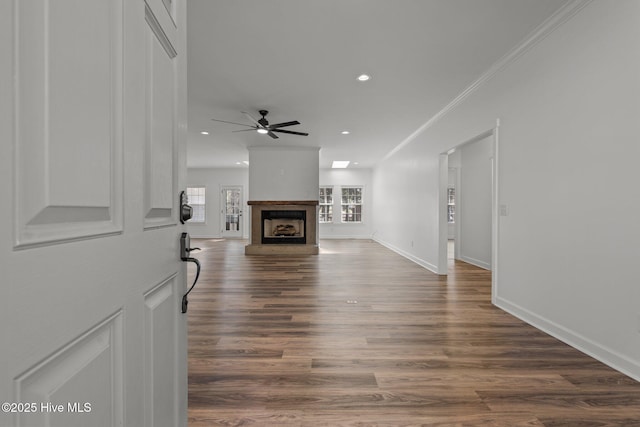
261,210,306,244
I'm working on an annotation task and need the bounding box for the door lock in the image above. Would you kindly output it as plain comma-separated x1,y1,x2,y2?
179,191,193,224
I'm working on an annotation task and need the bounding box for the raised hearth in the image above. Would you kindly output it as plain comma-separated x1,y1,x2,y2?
245,201,318,255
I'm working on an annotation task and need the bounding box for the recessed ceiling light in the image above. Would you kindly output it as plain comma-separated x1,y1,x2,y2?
332,161,350,169
242,161,249,165
341,131,350,135
200,131,209,135
257,128,268,134
236,162,241,165
353,162,359,165
357,74,371,82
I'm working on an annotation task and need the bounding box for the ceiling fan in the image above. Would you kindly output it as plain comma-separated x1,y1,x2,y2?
211,110,309,139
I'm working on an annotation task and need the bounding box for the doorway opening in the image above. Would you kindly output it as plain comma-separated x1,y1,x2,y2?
438,124,499,302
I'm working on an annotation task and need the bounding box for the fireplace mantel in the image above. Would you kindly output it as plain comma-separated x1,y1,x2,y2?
245,201,319,255
247,200,319,206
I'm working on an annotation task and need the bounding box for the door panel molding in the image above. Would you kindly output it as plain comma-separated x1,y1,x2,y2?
144,275,179,427
144,0,178,51
143,20,177,230
14,310,124,427
13,0,124,249
145,3,177,59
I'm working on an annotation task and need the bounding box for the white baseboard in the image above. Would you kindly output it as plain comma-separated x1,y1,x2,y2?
319,235,371,240
495,296,640,382
372,237,439,274
459,255,491,270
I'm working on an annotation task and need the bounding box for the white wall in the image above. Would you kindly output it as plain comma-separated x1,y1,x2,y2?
248,146,319,201
186,168,249,238
319,168,373,239
373,153,441,272
372,0,640,380
458,136,492,269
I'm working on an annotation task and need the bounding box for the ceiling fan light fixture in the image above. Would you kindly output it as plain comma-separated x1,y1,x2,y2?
256,128,269,134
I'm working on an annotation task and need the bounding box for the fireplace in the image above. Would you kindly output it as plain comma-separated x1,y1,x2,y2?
262,210,306,244
245,201,319,255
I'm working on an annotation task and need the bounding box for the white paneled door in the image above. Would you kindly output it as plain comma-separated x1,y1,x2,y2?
0,0,188,426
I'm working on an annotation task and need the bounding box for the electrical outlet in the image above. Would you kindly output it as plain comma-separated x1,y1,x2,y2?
500,204,508,216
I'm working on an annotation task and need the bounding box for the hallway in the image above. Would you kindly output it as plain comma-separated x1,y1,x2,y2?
187,239,640,426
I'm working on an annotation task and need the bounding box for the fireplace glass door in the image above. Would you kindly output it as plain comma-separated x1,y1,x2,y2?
261,210,306,244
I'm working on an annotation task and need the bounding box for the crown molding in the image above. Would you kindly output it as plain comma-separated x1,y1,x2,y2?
382,0,593,162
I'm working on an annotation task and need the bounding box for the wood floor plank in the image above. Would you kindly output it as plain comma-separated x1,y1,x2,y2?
188,239,640,426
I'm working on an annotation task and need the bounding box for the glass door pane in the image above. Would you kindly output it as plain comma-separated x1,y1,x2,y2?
221,186,242,237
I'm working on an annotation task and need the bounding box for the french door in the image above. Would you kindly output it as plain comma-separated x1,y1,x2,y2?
221,186,244,238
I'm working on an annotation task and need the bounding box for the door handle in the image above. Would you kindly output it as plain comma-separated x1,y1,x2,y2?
180,232,201,313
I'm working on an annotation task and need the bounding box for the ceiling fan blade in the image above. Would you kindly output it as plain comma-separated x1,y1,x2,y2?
269,120,300,129
267,131,279,139
232,128,257,133
271,129,309,136
211,118,253,127
242,111,262,128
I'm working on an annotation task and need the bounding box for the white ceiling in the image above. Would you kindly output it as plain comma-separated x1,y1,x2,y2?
187,0,569,169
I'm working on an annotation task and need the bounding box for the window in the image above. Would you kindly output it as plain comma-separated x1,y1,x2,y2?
186,187,205,223
319,187,333,223
341,186,362,223
447,187,456,224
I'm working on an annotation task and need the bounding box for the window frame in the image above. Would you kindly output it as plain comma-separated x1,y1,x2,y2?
340,186,363,223
319,186,334,224
447,187,456,224
186,186,206,223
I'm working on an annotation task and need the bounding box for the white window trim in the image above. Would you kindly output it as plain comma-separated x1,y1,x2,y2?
319,185,334,224
186,186,206,224
340,185,364,224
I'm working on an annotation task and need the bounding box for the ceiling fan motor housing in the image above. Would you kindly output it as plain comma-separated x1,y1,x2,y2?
258,110,269,127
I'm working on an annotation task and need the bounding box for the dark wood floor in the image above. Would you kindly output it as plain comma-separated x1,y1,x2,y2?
187,239,640,426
